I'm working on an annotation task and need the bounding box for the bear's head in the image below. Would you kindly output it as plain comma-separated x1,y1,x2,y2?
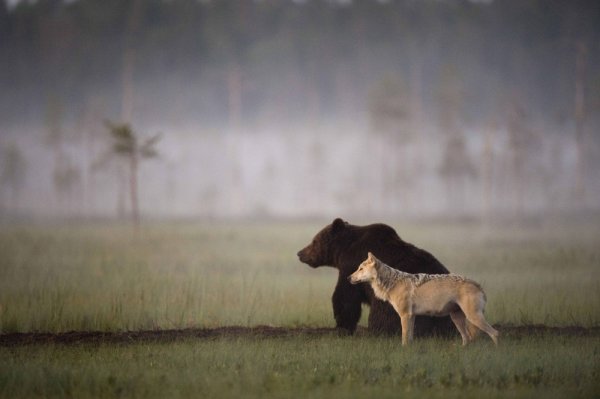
297,218,348,268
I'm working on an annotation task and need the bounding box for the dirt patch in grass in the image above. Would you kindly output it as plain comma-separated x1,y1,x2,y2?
0,326,337,346
1,325,598,347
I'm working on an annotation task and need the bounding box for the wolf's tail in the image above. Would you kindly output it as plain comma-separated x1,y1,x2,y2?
466,288,487,339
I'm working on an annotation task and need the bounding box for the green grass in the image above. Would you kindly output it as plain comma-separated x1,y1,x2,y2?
1,220,600,398
0,221,599,333
0,223,328,332
1,334,598,398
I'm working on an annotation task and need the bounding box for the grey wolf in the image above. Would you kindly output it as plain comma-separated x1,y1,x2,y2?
349,252,499,346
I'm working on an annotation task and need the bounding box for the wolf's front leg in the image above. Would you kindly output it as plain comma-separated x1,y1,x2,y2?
406,315,415,343
399,314,413,346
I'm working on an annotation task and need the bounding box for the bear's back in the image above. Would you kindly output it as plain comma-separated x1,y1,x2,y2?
342,223,449,276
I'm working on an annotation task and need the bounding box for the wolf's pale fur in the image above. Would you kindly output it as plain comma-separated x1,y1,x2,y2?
349,252,499,346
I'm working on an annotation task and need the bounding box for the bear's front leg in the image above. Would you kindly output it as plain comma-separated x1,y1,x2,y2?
368,299,401,335
332,275,363,335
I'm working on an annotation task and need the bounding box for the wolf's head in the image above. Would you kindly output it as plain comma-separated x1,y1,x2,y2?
348,252,379,284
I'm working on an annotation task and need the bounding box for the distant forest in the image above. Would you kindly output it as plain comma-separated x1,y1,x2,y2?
1,0,599,131
1,0,599,220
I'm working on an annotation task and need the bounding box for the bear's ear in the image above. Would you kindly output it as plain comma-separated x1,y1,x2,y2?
331,218,347,233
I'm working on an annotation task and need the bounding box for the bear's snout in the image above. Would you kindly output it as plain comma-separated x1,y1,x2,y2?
297,248,308,263
297,247,320,268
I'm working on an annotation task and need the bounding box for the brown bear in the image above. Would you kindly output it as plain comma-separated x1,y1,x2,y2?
297,218,455,336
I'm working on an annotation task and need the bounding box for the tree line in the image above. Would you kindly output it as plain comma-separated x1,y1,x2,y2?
1,0,598,129
0,0,599,221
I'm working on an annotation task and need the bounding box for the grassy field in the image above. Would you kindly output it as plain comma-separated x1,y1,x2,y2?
1,220,599,332
1,332,599,399
0,220,599,398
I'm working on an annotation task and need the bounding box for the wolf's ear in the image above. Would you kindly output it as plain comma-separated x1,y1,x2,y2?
367,252,374,260
369,253,380,268
331,218,347,233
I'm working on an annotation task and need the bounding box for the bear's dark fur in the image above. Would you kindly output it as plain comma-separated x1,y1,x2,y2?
297,218,455,336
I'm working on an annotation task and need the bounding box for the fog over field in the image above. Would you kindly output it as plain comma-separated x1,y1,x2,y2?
1,0,599,221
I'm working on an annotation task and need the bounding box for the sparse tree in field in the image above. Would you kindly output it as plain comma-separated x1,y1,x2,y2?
121,0,143,124
76,95,107,217
44,96,65,192
369,75,411,138
44,96,82,213
368,73,414,215
53,156,81,215
436,64,476,215
101,121,160,227
507,98,539,218
574,40,588,202
0,142,27,214
480,118,497,226
438,134,476,216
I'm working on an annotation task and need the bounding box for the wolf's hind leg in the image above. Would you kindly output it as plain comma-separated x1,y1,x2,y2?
464,311,499,345
449,310,470,346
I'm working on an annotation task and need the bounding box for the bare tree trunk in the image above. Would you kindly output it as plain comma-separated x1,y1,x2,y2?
511,149,521,220
115,163,126,219
574,40,587,202
481,126,494,225
408,49,424,216
379,135,387,214
121,50,135,123
305,60,321,123
409,44,424,135
121,0,142,226
227,62,243,129
121,0,142,123
130,151,139,228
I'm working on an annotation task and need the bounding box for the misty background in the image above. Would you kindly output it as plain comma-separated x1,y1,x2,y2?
0,0,599,222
